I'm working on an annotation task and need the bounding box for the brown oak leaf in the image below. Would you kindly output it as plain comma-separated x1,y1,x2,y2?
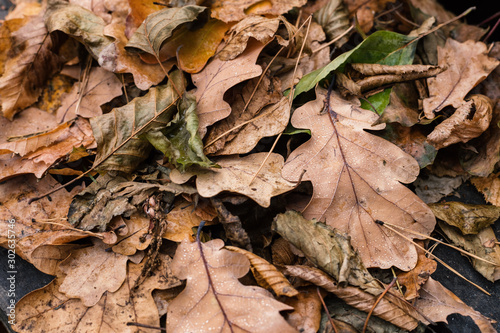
281,87,436,270
211,0,307,23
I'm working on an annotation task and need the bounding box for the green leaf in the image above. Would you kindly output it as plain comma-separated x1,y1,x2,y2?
90,71,186,173
44,0,113,59
360,88,391,114
126,6,206,56
294,31,416,98
144,93,216,171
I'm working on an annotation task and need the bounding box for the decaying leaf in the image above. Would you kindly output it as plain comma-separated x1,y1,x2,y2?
282,287,323,333
211,197,253,251
396,245,437,300
0,14,64,120
423,39,499,118
344,0,396,33
90,70,185,173
167,239,297,332
429,202,500,235
225,245,299,297
192,39,264,137
438,222,500,282
313,0,350,47
427,95,494,149
170,152,295,207
284,265,427,331
281,87,436,269
56,67,123,122
414,173,468,204
471,172,500,206
414,278,496,333
211,0,307,23
218,16,280,61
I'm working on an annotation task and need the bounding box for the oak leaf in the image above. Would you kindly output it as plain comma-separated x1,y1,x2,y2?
281,87,436,270
170,152,295,207
423,38,499,118
167,239,297,332
56,67,123,122
0,14,64,120
111,213,152,256
211,0,307,23
192,39,264,137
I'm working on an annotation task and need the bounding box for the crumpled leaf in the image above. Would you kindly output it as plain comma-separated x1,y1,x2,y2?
0,175,88,270
429,202,500,235
12,253,181,333
396,245,437,300
273,211,383,295
0,113,95,181
414,278,496,333
438,222,500,282
110,214,151,255
125,5,206,57
427,95,494,149
218,16,280,61
471,172,500,206
225,245,299,297
68,172,196,231
282,87,436,269
284,265,428,331
143,93,216,170
167,239,297,332
211,0,307,23
192,39,264,137
90,70,185,173
56,67,123,122
0,14,64,120
423,39,499,118
294,31,416,98
314,0,350,47
204,74,283,155
170,152,295,207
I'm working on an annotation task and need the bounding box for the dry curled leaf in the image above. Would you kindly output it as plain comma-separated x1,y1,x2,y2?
281,87,436,270
192,39,264,137
225,245,299,297
167,238,297,332
170,152,295,207
211,0,307,23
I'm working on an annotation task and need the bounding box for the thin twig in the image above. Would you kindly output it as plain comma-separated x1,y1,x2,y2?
31,220,104,239
317,287,338,333
312,25,355,54
362,277,397,333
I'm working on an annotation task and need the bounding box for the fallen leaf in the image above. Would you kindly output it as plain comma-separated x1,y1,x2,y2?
211,0,307,23
282,287,323,333
414,277,496,333
284,265,427,331
125,5,206,57
414,173,468,204
314,0,350,47
167,238,297,332
273,211,383,295
396,245,437,300
204,74,283,155
471,172,500,206
0,14,64,120
90,70,185,173
376,83,420,127
111,213,152,255
170,152,295,207
218,16,280,61
429,202,500,235
143,93,216,170
30,244,84,276
281,87,436,269
125,0,164,36
56,67,123,122
344,0,396,33
427,95,494,149
0,175,89,269
423,39,499,118
192,39,264,137
70,0,112,23
226,245,299,297
438,222,500,282
211,197,253,251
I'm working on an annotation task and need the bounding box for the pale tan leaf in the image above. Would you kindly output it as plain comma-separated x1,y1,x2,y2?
226,245,299,297
427,95,493,149
211,0,307,23
414,277,496,333
423,39,499,118
282,286,323,333
170,152,295,207
111,212,152,256
56,67,123,122
192,39,264,137
30,244,83,276
218,16,280,61
471,172,500,206
282,87,436,270
0,14,64,120
167,239,297,332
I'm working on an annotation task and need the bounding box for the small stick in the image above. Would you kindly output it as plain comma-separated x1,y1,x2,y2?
31,220,104,239
317,287,338,333
126,322,165,331
362,277,397,333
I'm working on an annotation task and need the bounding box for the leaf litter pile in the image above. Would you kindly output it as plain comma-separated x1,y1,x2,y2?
0,0,499,332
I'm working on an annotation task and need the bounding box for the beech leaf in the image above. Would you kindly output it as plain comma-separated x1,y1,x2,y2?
125,6,206,57
192,39,264,137
90,70,185,173
281,87,436,269
167,239,297,332
170,152,295,207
